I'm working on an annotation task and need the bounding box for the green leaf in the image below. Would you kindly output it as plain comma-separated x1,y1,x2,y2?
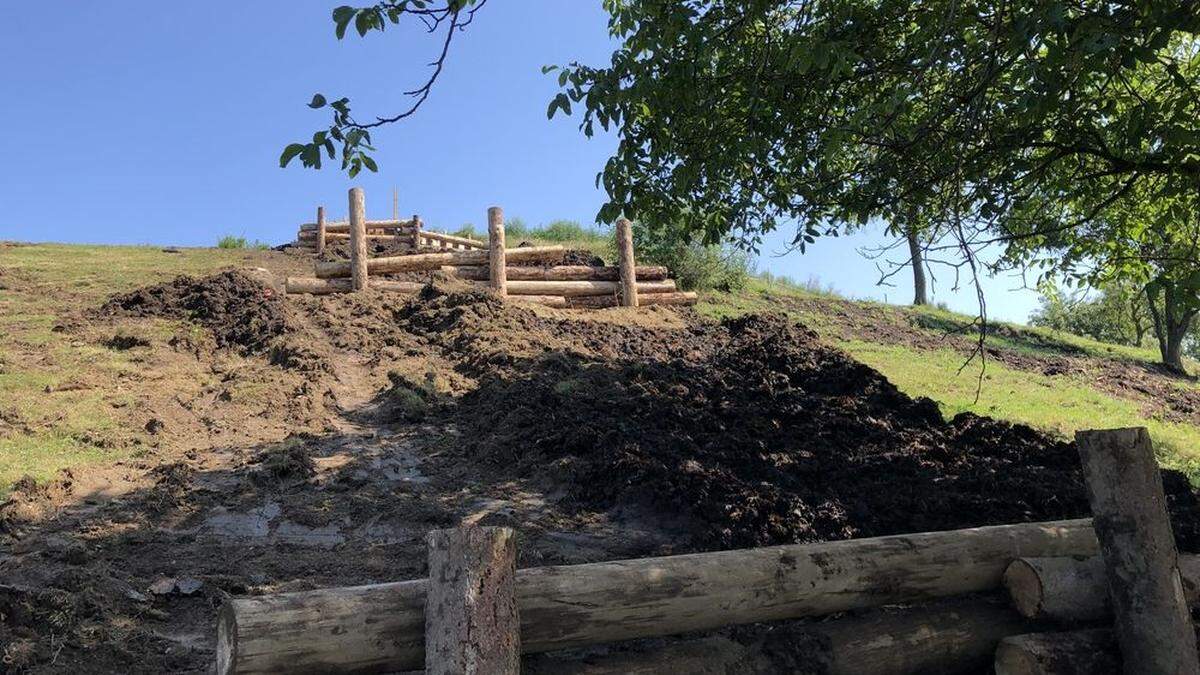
279,144,306,168
308,94,327,109
362,155,378,172
333,6,355,39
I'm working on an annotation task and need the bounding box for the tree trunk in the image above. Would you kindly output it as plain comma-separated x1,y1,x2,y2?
1145,282,1194,373
906,224,928,305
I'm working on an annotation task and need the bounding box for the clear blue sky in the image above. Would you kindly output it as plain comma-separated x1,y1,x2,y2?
0,1,1039,322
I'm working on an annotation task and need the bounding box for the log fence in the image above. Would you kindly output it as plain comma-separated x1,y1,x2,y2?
214,426,1200,674
285,189,697,309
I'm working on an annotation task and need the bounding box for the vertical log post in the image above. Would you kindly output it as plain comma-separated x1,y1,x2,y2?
616,217,638,307
425,525,519,675
348,188,368,292
412,213,422,249
316,206,327,256
488,206,507,297
1075,427,1199,675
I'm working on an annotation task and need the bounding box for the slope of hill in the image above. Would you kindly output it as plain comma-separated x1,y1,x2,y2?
3,241,1200,671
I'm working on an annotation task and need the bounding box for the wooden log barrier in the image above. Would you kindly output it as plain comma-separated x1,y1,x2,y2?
442,265,669,282
508,295,569,308
315,206,326,256
616,217,637,307
426,526,519,675
314,246,565,279
489,206,506,297
1076,428,1199,674
300,231,414,242
216,518,1096,674
1004,554,1200,622
504,280,676,297
411,213,421,248
994,630,1122,675
348,188,368,291
285,277,424,295
420,230,487,250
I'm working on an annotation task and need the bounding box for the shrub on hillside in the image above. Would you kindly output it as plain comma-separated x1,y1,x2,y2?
630,223,750,292
217,236,269,250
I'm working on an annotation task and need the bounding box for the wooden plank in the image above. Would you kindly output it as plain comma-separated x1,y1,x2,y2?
216,518,1097,674
1075,427,1199,674
426,526,519,675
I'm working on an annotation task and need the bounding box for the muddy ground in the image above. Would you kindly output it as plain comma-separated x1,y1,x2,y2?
3,264,1200,673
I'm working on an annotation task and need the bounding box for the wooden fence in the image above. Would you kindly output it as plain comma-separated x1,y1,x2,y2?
284,188,697,309
214,426,1198,674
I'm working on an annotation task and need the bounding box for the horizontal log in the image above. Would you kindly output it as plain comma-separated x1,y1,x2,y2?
443,265,669,282
217,518,1096,674
314,246,565,278
507,295,569,308
300,231,414,242
300,219,416,233
994,630,1122,675
568,292,698,308
504,280,676,297
1003,554,1200,622
529,596,1039,675
284,277,424,295
418,231,487,249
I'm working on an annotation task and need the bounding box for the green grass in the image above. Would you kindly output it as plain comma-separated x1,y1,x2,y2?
217,235,270,250
0,244,265,493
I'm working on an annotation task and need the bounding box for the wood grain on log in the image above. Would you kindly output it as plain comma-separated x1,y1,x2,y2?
216,518,1096,674
488,207,507,297
443,265,669,282
504,280,675,297
616,218,638,307
994,630,1122,675
348,188,368,291
1076,427,1199,674
426,526,519,675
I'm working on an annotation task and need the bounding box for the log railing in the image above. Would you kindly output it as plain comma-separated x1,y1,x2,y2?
285,190,697,309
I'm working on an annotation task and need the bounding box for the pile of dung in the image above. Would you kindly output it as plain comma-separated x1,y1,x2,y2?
99,270,289,353
453,313,1200,551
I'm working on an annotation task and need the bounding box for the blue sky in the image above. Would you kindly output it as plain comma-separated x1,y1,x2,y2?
0,1,1039,322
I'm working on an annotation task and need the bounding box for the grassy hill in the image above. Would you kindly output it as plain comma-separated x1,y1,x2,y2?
2,241,1199,495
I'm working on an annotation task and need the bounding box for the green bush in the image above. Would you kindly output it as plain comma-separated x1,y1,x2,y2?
630,223,750,292
505,217,528,239
536,219,594,242
451,223,479,239
217,235,269,250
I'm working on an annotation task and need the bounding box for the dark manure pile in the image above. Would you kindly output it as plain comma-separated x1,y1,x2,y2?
454,314,1200,551
98,270,290,353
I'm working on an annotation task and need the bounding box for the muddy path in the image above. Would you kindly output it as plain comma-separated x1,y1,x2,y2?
3,270,1200,673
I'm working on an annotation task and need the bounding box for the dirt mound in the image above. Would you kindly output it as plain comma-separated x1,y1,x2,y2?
99,270,289,353
453,313,1200,550
316,238,412,262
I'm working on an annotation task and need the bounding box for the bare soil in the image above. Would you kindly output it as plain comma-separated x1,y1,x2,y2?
3,267,1199,673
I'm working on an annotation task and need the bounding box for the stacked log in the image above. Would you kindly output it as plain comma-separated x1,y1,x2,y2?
314,246,566,279
216,518,1096,674
299,219,418,233
442,265,669,282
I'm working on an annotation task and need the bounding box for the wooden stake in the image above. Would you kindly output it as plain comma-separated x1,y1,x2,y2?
1075,427,1199,675
425,526,519,675
412,213,421,248
348,188,368,291
315,206,327,256
616,217,638,307
488,206,506,297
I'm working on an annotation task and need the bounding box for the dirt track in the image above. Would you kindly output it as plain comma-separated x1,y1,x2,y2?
3,267,1200,673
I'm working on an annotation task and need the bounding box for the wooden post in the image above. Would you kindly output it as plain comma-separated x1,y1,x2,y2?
425,525,519,675
348,188,368,291
488,206,506,297
412,214,421,248
316,206,327,256
1075,427,1199,675
616,217,638,307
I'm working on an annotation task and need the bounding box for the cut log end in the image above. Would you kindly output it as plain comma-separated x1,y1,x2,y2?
216,603,237,675
1003,559,1044,619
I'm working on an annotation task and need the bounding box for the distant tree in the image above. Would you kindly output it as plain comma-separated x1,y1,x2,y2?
1031,281,1151,348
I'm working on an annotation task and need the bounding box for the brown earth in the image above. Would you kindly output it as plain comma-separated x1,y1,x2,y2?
3,266,1200,673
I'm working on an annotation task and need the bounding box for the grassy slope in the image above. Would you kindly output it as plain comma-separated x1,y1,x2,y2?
699,279,1200,481
0,244,288,490
3,243,1200,492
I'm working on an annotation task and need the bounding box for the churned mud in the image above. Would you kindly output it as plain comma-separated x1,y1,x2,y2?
3,268,1199,673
